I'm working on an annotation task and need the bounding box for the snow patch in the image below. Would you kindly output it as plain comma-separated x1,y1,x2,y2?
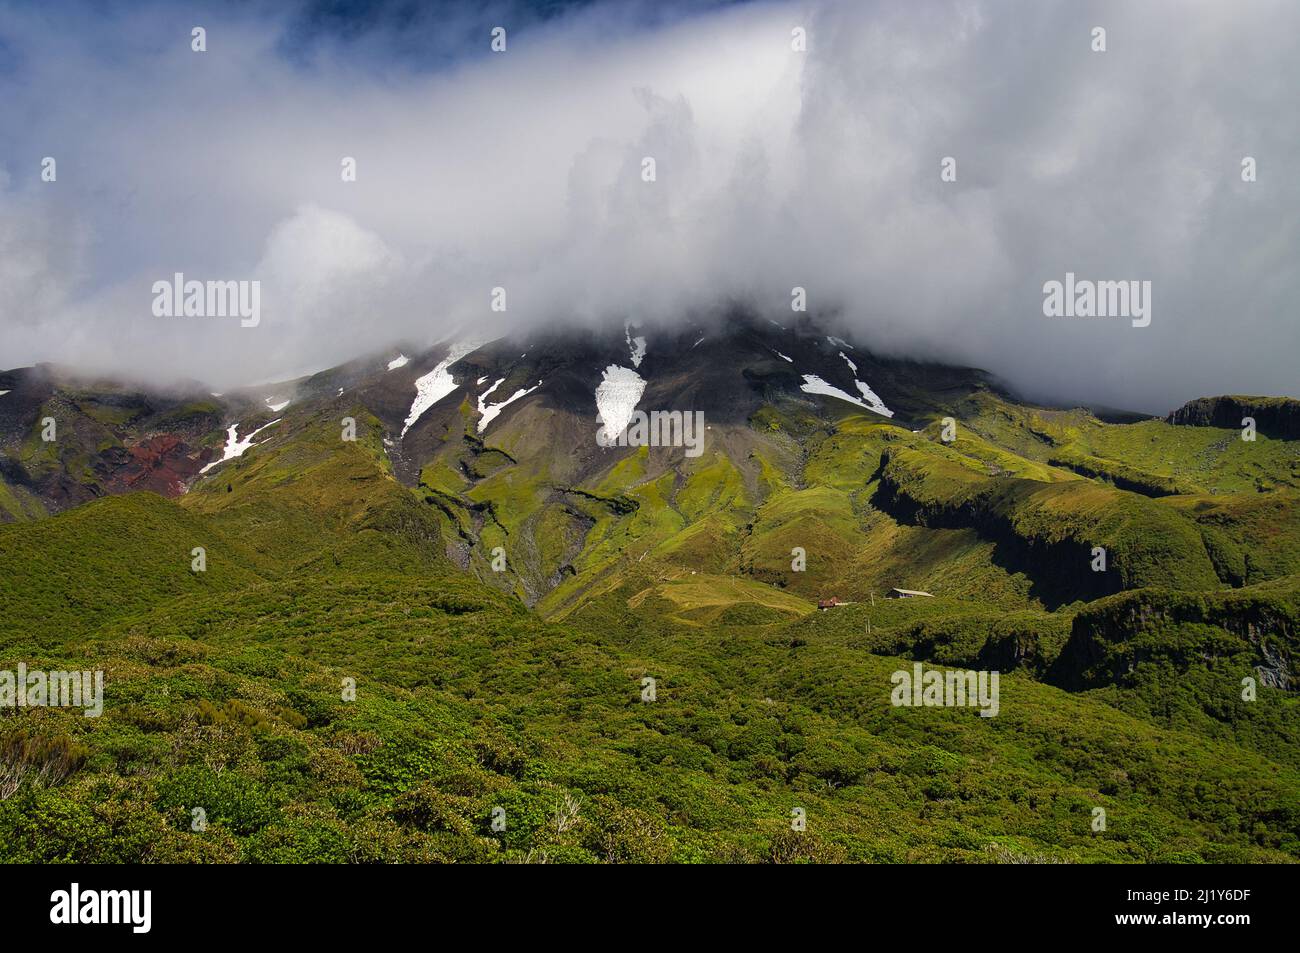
835,352,892,416
827,336,853,349
773,350,793,363
692,336,706,348
799,375,866,408
387,353,409,371
200,418,282,473
477,379,542,433
0,390,9,397
595,365,646,439
265,397,290,412
848,378,892,417
401,339,485,437
799,375,892,417
476,378,505,414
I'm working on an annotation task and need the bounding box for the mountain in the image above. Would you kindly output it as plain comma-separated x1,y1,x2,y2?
1,314,1297,863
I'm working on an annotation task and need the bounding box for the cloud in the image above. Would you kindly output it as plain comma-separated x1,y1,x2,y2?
0,0,1296,413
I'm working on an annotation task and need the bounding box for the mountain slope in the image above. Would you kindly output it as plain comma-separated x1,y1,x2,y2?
1,315,1297,863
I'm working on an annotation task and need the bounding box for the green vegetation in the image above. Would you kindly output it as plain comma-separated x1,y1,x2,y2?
876,444,1223,604
956,388,1300,494
0,376,1297,864
0,478,46,523
0,492,267,641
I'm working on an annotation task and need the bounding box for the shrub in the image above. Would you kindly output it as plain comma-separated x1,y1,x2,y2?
0,727,87,799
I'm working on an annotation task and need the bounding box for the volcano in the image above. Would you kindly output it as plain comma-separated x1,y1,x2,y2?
1,313,1298,864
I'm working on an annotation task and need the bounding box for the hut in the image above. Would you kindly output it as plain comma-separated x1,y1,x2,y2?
886,588,934,599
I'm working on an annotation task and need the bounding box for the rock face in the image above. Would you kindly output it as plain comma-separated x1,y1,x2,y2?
0,364,240,518
1051,587,1297,692
1167,396,1300,439
101,435,213,497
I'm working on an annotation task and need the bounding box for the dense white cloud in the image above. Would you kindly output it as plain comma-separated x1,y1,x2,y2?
0,0,1295,412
